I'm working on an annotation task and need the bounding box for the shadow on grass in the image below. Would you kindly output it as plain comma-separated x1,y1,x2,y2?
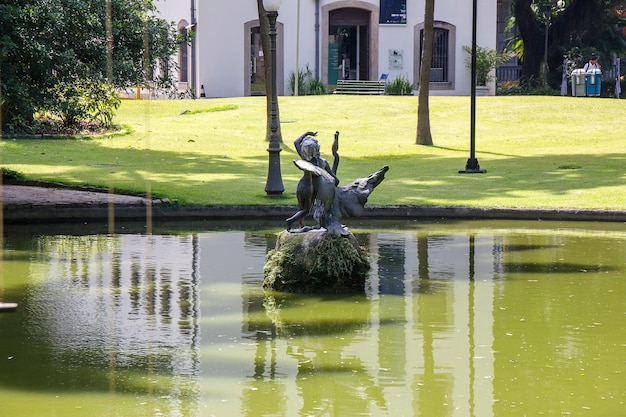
3,137,626,208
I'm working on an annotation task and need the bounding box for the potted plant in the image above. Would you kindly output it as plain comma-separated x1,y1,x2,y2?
463,45,515,87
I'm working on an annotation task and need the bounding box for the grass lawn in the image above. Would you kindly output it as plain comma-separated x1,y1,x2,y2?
1,95,625,210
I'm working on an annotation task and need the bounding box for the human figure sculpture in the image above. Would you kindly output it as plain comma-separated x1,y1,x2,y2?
286,131,339,230
268,132,389,293
286,131,388,235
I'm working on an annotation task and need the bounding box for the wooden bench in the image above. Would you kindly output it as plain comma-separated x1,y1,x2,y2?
333,80,386,95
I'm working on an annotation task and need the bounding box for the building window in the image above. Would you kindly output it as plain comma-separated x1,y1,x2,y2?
179,28,189,83
380,0,407,24
420,28,449,82
414,21,456,91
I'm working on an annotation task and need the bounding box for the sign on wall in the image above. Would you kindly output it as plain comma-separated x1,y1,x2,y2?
389,49,403,69
380,0,406,24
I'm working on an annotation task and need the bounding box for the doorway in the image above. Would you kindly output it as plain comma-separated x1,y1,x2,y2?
244,20,284,97
249,26,266,95
323,4,378,86
328,25,369,83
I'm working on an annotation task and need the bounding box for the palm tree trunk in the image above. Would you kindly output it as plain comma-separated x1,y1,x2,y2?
416,0,435,146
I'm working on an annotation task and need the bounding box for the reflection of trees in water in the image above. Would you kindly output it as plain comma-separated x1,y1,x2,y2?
240,326,287,417
239,229,469,416
261,293,387,416
22,224,615,416
21,233,201,413
4,224,625,415
414,232,456,417
251,229,500,416
239,231,288,417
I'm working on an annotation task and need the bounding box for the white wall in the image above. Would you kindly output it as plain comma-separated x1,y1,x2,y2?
155,0,498,98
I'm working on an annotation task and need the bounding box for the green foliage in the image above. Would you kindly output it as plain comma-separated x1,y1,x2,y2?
563,46,603,73
288,64,327,95
82,82,122,128
288,68,307,96
385,75,414,95
46,79,120,128
497,75,560,95
263,232,369,293
0,0,185,132
1,168,25,181
600,76,624,98
463,45,516,85
48,82,89,128
308,78,327,95
311,234,368,287
510,0,626,88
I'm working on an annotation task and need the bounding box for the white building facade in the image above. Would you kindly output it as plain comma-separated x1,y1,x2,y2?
156,0,498,98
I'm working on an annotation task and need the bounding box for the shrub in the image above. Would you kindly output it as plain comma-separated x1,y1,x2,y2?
385,75,414,95
44,79,121,129
1,168,25,181
463,45,515,85
288,68,308,95
288,64,327,95
308,78,326,95
497,79,560,96
82,82,122,128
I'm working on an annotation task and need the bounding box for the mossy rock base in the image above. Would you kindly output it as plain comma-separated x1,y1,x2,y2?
263,229,370,293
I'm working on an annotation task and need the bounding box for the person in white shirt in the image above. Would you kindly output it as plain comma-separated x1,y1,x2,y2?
584,56,600,72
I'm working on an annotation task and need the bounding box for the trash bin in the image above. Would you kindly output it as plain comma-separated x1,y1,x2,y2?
571,69,587,96
585,69,602,97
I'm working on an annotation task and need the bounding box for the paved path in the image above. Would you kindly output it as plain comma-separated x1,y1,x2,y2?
2,184,154,207
1,184,165,222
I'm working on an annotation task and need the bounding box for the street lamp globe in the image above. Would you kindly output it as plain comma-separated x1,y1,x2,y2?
263,0,281,12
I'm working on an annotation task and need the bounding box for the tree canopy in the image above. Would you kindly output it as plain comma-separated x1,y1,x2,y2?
0,0,185,132
512,0,626,87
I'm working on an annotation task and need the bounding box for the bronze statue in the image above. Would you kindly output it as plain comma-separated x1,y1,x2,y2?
286,131,339,230
267,131,389,292
286,131,388,235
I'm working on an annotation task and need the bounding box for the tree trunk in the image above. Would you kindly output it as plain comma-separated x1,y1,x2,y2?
514,0,544,83
514,0,603,85
416,0,434,146
256,0,282,143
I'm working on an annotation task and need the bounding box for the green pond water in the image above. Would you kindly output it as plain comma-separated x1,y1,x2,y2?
0,219,625,417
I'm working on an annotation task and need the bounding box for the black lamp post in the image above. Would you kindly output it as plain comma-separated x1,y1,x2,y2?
263,0,284,197
459,0,485,174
